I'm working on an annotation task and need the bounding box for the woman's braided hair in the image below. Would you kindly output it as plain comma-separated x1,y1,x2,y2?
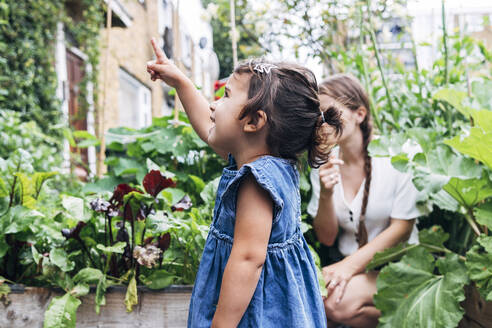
319,74,373,248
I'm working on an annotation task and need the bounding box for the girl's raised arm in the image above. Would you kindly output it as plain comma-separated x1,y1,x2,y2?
148,38,226,158
211,175,273,327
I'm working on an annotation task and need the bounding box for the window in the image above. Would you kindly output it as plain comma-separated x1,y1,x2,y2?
118,68,151,129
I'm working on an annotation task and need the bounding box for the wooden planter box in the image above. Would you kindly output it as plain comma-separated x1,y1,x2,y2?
0,285,192,328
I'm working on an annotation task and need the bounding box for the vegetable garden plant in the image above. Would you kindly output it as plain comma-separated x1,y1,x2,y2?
0,110,221,327
1,1,492,327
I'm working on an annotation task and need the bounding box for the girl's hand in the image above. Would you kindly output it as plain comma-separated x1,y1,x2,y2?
322,259,359,303
319,156,344,196
147,38,186,88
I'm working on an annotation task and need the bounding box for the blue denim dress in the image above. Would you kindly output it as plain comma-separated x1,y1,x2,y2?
187,155,327,328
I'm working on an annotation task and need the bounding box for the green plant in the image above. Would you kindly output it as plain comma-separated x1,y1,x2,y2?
276,1,491,326
39,169,216,327
86,113,224,205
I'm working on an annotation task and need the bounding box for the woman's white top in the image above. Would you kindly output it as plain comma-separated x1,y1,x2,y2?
307,149,421,257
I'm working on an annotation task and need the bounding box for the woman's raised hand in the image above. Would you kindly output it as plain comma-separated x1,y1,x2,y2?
147,38,186,88
319,156,344,195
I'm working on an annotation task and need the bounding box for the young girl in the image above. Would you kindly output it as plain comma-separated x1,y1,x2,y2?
147,38,342,327
308,74,421,328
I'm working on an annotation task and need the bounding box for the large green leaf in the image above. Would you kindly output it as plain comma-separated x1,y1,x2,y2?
32,172,57,197
69,283,89,297
411,145,482,208
472,109,492,133
96,242,126,254
13,172,36,208
73,268,104,284
3,206,42,234
445,127,492,170
443,177,492,208
141,269,176,289
43,293,81,328
0,276,11,304
477,235,492,254
367,243,415,271
433,88,472,117
95,275,107,314
368,133,407,158
124,274,138,312
418,225,449,248
0,177,8,197
49,248,75,272
475,201,492,230
471,80,492,110
367,226,449,271
61,195,85,220
466,244,492,301
375,248,467,328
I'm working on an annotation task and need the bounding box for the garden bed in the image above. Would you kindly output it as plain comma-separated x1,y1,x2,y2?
0,285,192,328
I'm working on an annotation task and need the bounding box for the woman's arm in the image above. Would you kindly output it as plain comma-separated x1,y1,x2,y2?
148,38,227,159
344,218,415,273
313,191,338,246
211,175,273,328
324,218,415,303
312,158,344,246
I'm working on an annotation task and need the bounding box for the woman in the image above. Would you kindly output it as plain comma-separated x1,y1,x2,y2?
308,74,421,328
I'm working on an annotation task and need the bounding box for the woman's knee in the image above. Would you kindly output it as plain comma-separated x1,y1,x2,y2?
323,273,378,322
324,294,360,323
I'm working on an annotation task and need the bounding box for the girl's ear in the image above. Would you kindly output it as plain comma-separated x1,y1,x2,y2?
355,106,367,124
244,110,268,133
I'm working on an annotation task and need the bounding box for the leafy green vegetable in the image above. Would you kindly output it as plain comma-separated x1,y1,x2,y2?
124,274,138,313
43,293,81,328
375,248,467,328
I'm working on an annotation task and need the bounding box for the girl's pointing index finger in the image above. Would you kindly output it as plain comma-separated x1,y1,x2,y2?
150,37,167,61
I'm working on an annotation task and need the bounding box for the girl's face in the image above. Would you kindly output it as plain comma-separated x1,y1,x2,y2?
208,73,250,152
319,94,365,144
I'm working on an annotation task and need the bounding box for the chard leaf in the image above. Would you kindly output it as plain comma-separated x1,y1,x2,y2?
95,275,107,314
73,268,104,284
61,195,85,220
49,248,75,272
13,172,36,208
70,283,89,297
32,172,57,197
375,248,467,328
141,269,175,289
124,274,138,312
0,178,8,197
466,244,492,301
475,201,492,230
96,242,126,254
43,293,81,328
0,276,10,305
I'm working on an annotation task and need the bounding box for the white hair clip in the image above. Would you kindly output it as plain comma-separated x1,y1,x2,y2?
253,63,278,74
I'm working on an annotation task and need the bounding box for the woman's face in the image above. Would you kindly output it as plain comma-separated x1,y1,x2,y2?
319,94,365,144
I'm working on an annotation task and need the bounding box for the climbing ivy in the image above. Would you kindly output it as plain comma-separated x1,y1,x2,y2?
0,0,103,143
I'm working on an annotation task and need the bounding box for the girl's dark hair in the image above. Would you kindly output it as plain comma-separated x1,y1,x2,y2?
233,59,342,168
319,74,373,248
